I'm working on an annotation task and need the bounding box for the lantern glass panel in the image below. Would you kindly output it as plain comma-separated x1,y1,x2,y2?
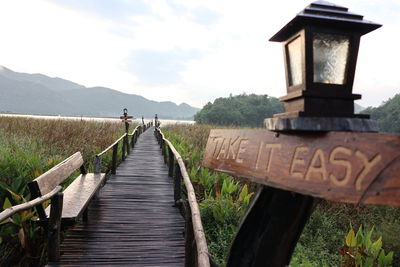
287,36,303,86
313,32,350,84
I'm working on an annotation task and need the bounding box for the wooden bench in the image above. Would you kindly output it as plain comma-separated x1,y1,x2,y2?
28,152,106,224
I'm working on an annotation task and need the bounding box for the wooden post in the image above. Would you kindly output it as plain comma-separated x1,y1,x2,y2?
125,135,130,154
162,141,167,164
168,147,174,177
111,142,119,174
227,186,314,266
48,192,63,262
174,161,182,204
122,136,126,161
94,155,102,174
184,202,197,267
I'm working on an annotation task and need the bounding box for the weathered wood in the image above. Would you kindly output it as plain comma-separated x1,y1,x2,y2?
162,140,168,164
0,186,62,222
93,156,102,174
44,173,106,221
32,152,83,195
53,127,185,266
227,186,315,267
48,192,63,262
159,134,210,267
203,129,400,207
97,134,126,157
125,135,130,154
122,137,126,161
111,143,119,175
185,203,197,267
174,161,182,204
168,147,174,177
27,181,47,219
154,128,210,266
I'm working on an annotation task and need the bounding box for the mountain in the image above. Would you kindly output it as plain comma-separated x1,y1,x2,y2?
0,66,199,119
354,103,365,113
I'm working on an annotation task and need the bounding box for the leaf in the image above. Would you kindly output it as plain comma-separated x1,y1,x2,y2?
238,185,248,202
345,228,356,247
2,197,12,210
356,225,364,247
371,237,382,258
0,218,11,225
364,227,374,249
384,251,394,265
364,257,374,267
355,253,363,265
378,249,386,266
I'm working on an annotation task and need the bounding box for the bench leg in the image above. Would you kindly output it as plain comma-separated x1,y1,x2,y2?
83,208,88,222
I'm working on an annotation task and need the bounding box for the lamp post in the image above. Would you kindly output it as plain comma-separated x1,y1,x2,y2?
266,1,381,131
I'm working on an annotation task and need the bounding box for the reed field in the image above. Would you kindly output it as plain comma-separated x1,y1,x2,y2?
0,117,398,266
0,117,128,265
162,124,400,266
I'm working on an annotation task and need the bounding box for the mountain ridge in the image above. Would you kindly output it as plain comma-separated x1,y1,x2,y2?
0,66,199,119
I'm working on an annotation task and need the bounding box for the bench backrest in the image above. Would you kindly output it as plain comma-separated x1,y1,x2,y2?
32,152,84,195
28,152,85,220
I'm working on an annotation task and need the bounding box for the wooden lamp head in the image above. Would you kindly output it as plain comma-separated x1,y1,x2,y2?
270,1,381,118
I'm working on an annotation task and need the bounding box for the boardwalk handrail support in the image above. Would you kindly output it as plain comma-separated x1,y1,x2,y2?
154,127,211,267
0,186,64,262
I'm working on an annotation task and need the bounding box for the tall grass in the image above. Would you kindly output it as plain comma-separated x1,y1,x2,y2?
163,124,400,266
0,117,128,265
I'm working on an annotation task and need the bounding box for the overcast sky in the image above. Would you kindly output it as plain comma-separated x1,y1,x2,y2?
0,0,398,108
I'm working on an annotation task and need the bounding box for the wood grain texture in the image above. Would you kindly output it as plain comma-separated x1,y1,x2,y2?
34,152,83,195
202,129,400,207
49,127,185,266
157,128,210,267
0,186,62,222
45,173,106,220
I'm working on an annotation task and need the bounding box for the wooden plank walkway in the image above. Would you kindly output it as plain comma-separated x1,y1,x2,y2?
51,127,185,266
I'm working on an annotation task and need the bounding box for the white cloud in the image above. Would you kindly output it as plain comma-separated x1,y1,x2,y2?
0,0,398,109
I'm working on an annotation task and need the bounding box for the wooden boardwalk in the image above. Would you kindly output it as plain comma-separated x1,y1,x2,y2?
51,127,185,266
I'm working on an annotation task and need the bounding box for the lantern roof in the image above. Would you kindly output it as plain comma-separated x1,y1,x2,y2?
270,1,381,42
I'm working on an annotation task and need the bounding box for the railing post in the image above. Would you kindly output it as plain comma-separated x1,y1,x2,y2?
131,134,135,149
94,155,102,173
174,161,182,204
168,147,174,177
48,192,63,262
162,141,167,164
111,143,119,174
125,134,130,154
184,202,197,267
122,136,126,161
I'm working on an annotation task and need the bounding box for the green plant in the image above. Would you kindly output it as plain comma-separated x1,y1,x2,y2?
342,225,394,266
0,185,43,264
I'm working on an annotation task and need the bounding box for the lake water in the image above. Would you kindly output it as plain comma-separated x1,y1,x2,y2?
0,113,195,126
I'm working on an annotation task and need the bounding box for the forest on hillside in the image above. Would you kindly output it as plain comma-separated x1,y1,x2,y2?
362,93,400,133
195,93,400,133
194,94,284,127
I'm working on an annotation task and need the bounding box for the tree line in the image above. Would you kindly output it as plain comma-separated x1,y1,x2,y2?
194,94,284,127
362,93,400,133
195,93,400,133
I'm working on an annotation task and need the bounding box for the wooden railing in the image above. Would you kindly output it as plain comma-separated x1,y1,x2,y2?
154,127,211,267
94,122,153,174
0,186,63,262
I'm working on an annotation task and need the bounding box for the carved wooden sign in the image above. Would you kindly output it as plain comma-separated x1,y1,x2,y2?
202,129,400,207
